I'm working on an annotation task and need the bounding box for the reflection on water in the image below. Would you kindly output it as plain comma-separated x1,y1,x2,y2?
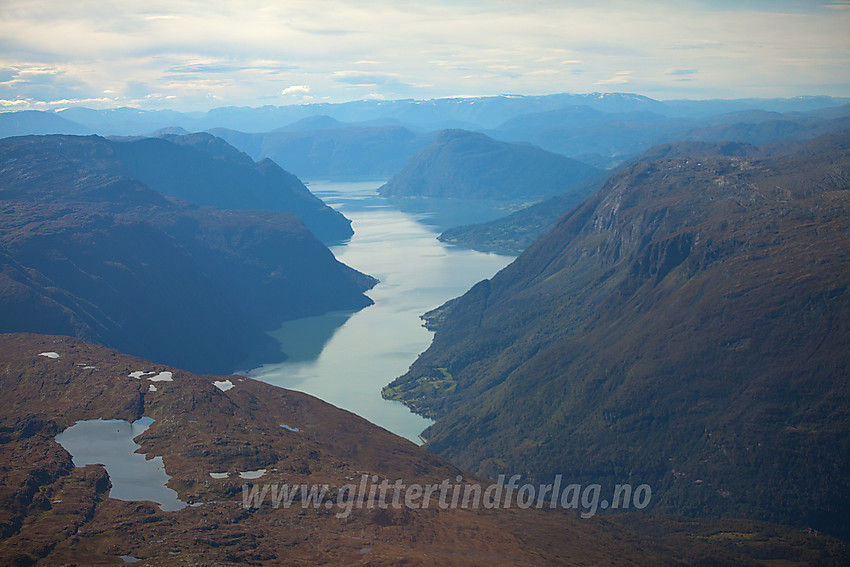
267,310,356,362
55,417,186,511
386,195,522,232
247,181,515,444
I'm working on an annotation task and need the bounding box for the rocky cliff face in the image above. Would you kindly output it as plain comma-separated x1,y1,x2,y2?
0,135,375,374
384,132,850,538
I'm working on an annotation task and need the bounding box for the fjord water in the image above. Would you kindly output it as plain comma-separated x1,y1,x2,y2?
246,181,514,444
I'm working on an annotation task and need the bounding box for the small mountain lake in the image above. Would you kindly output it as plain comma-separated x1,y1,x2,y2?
55,417,186,511
245,181,515,444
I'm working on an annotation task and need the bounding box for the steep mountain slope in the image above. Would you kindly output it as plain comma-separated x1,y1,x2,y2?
384,132,850,538
0,135,375,373
2,333,847,565
378,129,601,201
436,141,763,255
108,132,353,243
437,177,606,254
0,132,352,243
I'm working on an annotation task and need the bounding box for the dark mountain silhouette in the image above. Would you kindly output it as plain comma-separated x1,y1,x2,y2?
378,129,602,201
0,135,376,373
105,132,353,243
384,131,850,538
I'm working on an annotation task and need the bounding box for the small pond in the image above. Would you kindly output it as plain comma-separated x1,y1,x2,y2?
55,417,186,512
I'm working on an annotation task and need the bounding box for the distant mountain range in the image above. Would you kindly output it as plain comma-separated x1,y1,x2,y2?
208,124,435,181
0,110,93,137
0,134,375,373
384,131,850,538
3,94,849,181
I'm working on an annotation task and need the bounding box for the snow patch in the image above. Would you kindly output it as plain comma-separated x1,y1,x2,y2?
239,469,267,479
209,472,229,479
148,384,157,392
129,370,173,382
39,352,60,359
129,371,154,379
213,380,234,392
280,424,300,432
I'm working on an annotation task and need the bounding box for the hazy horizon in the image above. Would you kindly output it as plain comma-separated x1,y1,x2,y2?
1,0,849,113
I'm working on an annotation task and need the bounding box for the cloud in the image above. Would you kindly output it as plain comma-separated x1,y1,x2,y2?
281,85,311,95
824,1,850,10
0,0,847,110
330,71,411,92
594,71,634,86
671,72,695,82
0,96,118,110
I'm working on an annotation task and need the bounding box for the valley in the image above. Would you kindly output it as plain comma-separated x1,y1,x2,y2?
245,181,514,444
2,0,849,561
1,92,849,564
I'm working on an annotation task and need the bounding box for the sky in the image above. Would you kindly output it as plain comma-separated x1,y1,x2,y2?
0,0,848,112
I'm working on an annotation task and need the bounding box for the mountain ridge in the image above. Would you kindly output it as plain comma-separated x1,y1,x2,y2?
0,135,375,373
378,129,602,201
384,131,850,538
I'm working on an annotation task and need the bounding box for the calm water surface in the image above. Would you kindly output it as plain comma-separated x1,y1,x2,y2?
55,417,186,511
246,181,514,444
